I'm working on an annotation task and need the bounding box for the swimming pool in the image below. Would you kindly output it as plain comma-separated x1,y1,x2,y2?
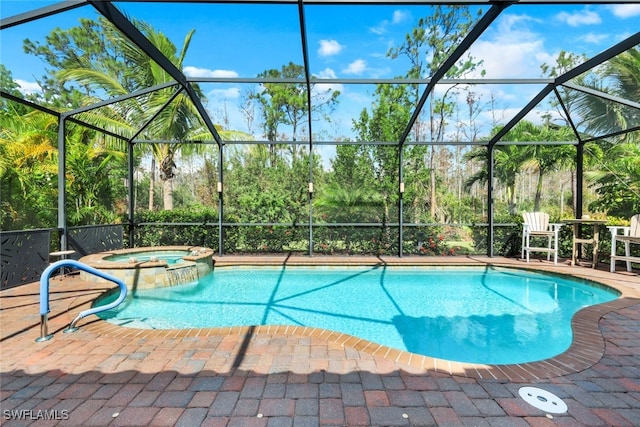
94,265,618,365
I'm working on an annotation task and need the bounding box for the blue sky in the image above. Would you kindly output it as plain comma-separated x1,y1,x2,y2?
2,1,640,141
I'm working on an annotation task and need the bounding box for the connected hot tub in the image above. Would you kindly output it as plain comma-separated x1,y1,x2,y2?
79,246,214,291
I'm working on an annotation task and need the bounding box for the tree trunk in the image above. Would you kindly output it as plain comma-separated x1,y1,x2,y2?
534,170,544,212
429,146,437,219
571,170,577,216
149,157,156,211
163,178,174,210
508,184,517,215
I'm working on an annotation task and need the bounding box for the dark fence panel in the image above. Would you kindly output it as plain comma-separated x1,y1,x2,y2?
1,225,124,289
1,229,51,289
68,224,124,256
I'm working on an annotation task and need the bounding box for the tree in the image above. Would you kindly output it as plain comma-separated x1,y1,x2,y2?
386,5,484,220
23,19,119,109
25,17,207,210
319,144,380,223
573,47,640,217
315,182,382,223
512,121,575,211
65,127,127,225
0,65,30,116
540,50,590,127
588,143,640,216
352,84,411,226
251,62,340,165
0,110,58,229
464,144,529,216
464,121,575,215
541,50,600,213
574,47,640,142
0,106,125,229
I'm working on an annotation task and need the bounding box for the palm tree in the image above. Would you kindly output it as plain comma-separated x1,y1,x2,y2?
587,142,640,215
0,108,125,228
464,121,576,215
315,182,383,223
0,110,58,228
57,17,207,210
573,47,640,216
574,47,640,142
512,121,576,211
464,144,529,216
314,182,383,253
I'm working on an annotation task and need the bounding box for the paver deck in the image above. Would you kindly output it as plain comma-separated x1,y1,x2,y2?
2,255,640,426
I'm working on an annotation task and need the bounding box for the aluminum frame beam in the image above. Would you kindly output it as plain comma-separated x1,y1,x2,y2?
0,0,87,30
297,0,316,255
398,1,514,146
1,90,128,141
562,81,640,110
487,31,640,148
65,82,179,117
87,0,224,148
187,77,555,84
106,0,640,5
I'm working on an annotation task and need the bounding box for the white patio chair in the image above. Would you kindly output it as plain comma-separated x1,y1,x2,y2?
608,214,640,273
521,212,563,265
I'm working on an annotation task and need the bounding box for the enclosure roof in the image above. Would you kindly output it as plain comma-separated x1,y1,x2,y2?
1,0,640,147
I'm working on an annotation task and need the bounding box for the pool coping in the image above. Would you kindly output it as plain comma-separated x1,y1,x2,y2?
68,255,640,382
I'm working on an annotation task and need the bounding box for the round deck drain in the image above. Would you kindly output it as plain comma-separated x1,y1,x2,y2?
518,386,568,414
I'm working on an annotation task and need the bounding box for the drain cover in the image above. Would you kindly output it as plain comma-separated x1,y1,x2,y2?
518,386,568,414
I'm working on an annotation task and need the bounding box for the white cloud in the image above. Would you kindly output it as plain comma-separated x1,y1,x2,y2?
316,68,337,79
467,13,551,79
343,59,367,75
371,9,411,35
493,13,542,43
614,31,633,42
314,68,344,94
369,23,387,36
16,79,41,95
207,87,240,100
470,38,547,78
555,9,601,27
579,32,608,44
392,10,410,24
183,66,239,78
367,66,393,79
609,4,640,18
318,40,343,57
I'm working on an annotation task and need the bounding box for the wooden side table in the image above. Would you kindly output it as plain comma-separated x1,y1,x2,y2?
563,219,607,268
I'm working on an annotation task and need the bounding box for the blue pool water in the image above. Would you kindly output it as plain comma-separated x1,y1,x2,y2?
95,266,618,364
106,250,187,265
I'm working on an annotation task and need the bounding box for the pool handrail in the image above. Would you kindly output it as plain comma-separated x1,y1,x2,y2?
36,259,127,342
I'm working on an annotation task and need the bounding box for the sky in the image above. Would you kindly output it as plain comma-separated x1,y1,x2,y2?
2,1,640,144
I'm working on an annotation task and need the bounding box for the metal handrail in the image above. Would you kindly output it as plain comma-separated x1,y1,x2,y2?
36,259,127,342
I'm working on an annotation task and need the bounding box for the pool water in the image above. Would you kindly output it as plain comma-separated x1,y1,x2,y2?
95,266,618,365
105,250,188,265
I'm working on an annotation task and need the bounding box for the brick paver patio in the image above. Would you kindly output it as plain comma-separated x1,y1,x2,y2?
2,256,640,426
